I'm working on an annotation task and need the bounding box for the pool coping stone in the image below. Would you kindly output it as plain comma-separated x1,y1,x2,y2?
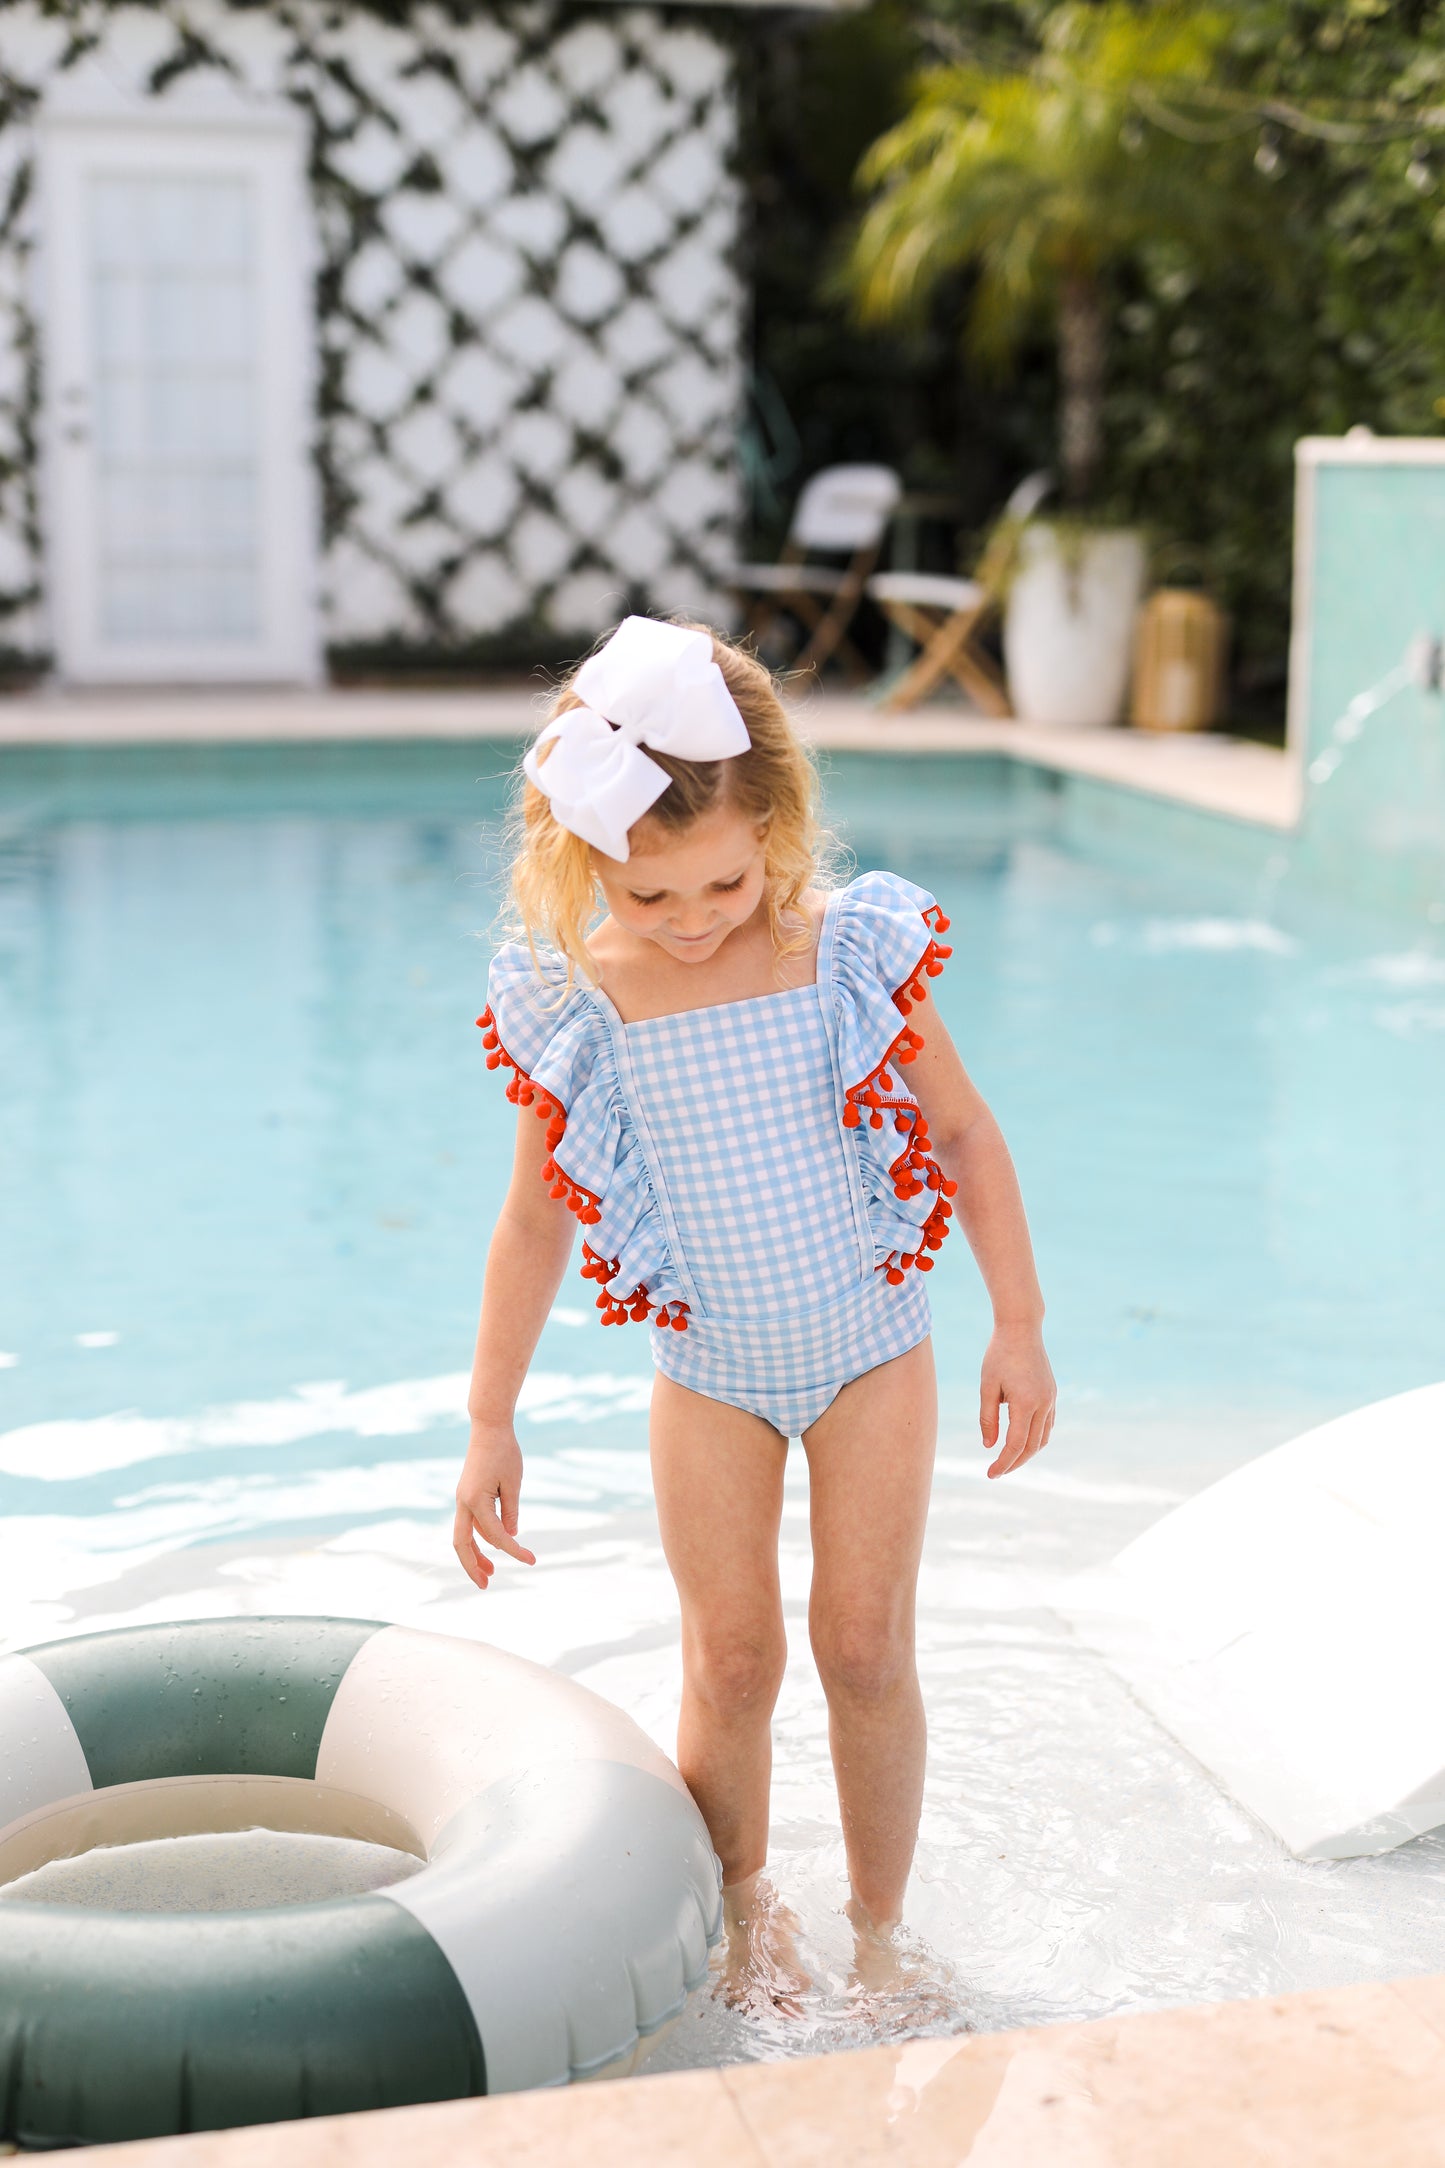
0,687,1300,833
46,1970,1445,2167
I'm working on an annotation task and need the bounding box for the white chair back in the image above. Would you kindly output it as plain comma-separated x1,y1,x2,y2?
791,465,902,552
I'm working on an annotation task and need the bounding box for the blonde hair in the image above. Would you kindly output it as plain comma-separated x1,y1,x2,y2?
508,624,827,983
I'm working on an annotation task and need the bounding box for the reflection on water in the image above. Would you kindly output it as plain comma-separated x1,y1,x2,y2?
2,745,1445,2064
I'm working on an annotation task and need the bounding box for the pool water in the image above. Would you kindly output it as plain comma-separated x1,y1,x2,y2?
2,742,1444,2060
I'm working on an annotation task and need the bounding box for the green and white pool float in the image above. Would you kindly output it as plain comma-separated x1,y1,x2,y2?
0,1615,722,2147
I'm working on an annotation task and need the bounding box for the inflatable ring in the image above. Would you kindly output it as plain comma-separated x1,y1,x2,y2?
0,1616,721,2147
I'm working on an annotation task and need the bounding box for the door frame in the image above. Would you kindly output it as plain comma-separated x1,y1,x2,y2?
37,69,323,686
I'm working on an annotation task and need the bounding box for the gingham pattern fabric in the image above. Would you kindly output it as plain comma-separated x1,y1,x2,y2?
652,1260,931,1437
483,871,949,1433
623,985,859,1317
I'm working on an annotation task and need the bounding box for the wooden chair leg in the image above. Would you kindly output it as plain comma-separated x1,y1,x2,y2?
739,586,818,663
767,590,828,679
735,591,780,650
825,594,876,683
794,560,875,683
751,543,811,655
793,598,848,678
924,604,1009,713
882,605,1008,714
877,601,943,665
947,640,1011,717
875,604,940,711
878,607,974,710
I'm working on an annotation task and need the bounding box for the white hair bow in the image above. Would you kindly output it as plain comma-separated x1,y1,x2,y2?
523,617,751,861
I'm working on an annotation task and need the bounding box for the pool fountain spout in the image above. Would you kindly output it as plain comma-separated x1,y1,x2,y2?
1405,631,1443,696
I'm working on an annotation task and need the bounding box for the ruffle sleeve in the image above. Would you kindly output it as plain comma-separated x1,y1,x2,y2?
831,871,957,1285
478,944,691,1330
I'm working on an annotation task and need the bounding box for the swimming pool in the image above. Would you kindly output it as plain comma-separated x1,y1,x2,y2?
2,740,1444,2061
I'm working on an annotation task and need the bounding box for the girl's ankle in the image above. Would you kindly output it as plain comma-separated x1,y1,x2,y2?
846,1891,903,1941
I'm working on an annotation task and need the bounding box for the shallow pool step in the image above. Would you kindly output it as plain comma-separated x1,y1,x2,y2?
1061,1377,1445,1857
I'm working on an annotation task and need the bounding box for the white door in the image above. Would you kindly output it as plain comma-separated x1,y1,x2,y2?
40,101,320,683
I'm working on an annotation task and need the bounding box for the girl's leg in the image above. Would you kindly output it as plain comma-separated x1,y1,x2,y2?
650,1371,789,1888
802,1337,937,1929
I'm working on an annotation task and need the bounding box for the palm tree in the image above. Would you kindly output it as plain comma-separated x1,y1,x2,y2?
848,4,1257,509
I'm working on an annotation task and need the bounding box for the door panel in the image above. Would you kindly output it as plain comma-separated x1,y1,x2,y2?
41,111,319,683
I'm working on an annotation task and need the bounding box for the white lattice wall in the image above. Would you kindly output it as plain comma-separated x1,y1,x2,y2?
0,0,745,662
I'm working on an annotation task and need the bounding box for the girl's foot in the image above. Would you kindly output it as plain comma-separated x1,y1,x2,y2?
717,1872,810,2020
845,1899,963,2034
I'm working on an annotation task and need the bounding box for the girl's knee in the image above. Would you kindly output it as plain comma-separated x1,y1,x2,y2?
684,1627,786,1718
810,1613,914,1705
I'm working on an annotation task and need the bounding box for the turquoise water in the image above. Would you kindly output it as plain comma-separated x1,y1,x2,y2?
3,744,1441,1453
3,741,1445,2053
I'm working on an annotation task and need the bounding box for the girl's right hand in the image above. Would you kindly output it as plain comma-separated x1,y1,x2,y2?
453,1420,537,1590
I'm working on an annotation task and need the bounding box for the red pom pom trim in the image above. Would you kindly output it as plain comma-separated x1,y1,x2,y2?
841,907,957,1286
478,1007,688,1331
581,1244,690,1331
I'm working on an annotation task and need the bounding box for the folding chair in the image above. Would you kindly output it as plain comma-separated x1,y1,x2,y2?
867,472,1052,714
727,464,902,683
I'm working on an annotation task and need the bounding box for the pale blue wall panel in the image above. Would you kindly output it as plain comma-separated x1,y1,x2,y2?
1298,453,1445,918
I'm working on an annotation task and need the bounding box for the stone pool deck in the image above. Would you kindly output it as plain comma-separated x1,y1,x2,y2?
50,1972,1445,2167
0,685,1301,832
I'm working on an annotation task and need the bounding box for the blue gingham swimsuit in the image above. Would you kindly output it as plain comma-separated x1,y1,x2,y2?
480,871,955,1438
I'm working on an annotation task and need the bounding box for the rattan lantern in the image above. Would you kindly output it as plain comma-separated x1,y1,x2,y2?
1131,589,1230,731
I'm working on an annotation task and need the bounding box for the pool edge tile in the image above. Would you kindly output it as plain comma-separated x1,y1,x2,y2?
1386,1974,1445,2047
55,2065,762,2168
723,1978,1445,2167
54,1973,1445,2168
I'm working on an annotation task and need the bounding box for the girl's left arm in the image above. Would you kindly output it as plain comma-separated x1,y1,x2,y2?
905,984,1057,1478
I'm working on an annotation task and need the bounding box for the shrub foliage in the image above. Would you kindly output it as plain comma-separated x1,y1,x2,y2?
743,0,1445,725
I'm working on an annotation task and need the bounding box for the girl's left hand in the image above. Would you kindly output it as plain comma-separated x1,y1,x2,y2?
980,1324,1056,1479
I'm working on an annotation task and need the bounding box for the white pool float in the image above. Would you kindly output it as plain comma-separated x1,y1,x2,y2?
0,1617,721,2145
1060,1380,1445,1859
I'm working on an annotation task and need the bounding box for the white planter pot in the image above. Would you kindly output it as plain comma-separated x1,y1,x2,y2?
1002,524,1147,728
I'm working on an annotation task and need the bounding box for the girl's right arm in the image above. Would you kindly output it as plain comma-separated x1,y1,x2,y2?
453,1104,577,1590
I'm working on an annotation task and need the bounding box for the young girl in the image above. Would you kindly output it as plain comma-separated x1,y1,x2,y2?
455,616,1055,1999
